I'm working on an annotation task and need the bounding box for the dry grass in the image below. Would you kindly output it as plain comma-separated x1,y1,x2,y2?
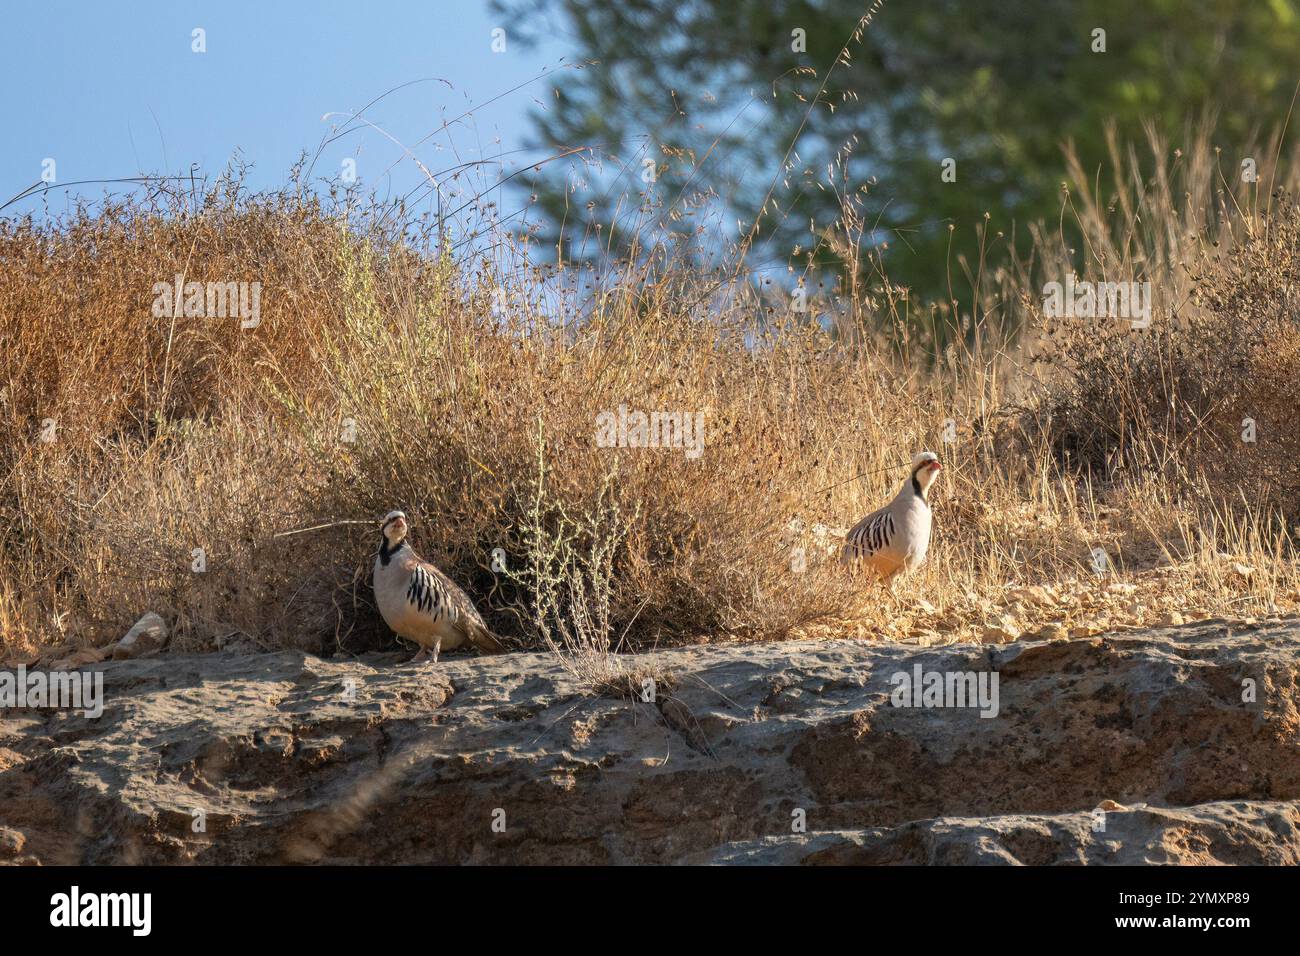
3,127,1300,666
1014,123,1300,501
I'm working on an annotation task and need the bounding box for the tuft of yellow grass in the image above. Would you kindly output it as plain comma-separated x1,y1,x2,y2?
2,129,1299,663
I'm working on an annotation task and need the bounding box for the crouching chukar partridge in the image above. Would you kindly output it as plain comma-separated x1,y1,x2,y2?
842,451,941,581
373,510,506,663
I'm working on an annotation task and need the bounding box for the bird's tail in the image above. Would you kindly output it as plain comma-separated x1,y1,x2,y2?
466,621,507,654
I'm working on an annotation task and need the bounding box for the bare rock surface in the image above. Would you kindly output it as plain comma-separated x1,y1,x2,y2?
2,617,1298,864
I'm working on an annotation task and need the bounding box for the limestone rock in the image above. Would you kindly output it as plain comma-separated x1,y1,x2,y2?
112,612,169,660
2,617,1298,864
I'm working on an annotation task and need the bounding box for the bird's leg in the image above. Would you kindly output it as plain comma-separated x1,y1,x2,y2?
409,647,433,665
432,640,441,664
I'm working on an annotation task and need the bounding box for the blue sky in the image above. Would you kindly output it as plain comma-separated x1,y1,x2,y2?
2,1,572,217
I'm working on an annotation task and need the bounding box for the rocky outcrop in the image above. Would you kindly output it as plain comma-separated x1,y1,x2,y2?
2,617,1298,864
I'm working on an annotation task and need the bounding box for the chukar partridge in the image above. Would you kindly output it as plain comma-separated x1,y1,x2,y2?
373,510,506,663
842,451,941,580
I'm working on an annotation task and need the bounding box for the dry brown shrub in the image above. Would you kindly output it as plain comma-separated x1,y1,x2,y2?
1012,124,1300,526
3,126,1299,661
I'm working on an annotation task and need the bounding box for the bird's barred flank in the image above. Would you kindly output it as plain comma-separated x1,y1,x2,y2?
406,566,444,618
849,512,894,558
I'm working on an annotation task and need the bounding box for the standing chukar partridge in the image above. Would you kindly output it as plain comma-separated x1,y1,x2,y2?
842,451,942,580
373,510,505,663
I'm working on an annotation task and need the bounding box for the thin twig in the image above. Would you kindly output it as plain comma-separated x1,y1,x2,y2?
274,519,377,538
